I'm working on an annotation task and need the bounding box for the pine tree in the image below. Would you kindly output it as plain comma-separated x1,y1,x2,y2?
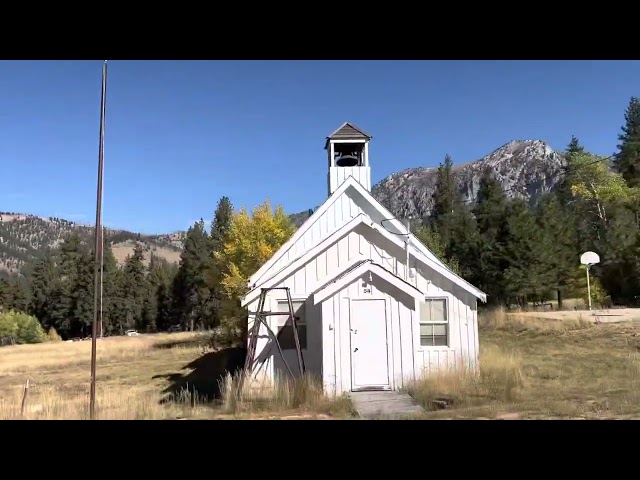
141,280,157,331
500,199,557,303
210,196,234,253
29,254,56,328
428,154,478,279
471,168,511,304
121,244,148,331
142,254,175,332
0,279,10,310
431,154,457,235
209,196,234,327
101,244,119,335
615,96,640,187
49,235,85,337
0,277,30,313
535,195,579,308
156,280,174,331
172,220,213,331
72,249,95,336
556,135,585,205
567,135,585,155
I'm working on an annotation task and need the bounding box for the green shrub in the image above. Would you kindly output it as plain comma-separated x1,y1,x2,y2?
0,310,46,345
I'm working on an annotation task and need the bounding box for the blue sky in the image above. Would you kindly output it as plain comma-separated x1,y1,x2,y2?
0,60,638,234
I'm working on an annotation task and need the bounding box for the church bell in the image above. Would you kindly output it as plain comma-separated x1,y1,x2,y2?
336,153,359,167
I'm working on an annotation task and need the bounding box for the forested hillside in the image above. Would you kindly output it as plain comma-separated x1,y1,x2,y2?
0,213,184,279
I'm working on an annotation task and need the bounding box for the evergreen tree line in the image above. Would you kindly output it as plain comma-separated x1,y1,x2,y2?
0,197,236,340
413,96,640,308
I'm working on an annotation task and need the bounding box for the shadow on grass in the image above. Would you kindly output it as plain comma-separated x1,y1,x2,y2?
152,347,246,404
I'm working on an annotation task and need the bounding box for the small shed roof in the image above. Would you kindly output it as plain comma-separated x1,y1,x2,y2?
312,259,423,306
324,122,372,150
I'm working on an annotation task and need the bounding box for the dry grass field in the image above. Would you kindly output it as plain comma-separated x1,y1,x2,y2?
515,307,640,324
2,308,640,420
0,333,354,420
405,308,640,419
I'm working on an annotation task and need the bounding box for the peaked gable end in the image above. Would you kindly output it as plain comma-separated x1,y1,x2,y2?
312,260,423,306
242,202,487,306
247,176,487,303
324,122,372,148
248,176,369,287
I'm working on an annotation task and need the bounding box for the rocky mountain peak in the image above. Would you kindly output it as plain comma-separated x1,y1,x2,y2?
371,139,566,220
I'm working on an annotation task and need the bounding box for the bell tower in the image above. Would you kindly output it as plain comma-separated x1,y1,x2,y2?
324,122,372,196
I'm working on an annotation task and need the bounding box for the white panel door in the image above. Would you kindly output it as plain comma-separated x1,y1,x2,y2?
350,299,390,391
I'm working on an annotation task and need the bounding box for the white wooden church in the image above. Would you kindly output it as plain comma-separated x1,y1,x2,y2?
241,122,487,395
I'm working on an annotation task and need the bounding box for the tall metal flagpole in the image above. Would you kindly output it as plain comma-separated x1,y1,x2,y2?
90,60,108,420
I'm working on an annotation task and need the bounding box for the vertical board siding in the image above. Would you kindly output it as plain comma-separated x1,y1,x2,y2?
416,349,457,376
409,264,478,378
246,191,482,392
255,188,381,285
321,300,336,394
318,275,420,395
329,166,371,195
248,248,480,390
268,195,360,278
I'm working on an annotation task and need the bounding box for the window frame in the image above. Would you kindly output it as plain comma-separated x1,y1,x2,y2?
274,297,307,350
419,296,450,349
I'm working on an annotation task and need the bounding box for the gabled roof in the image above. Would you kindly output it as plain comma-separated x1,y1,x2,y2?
247,175,487,303
248,175,361,286
242,203,486,306
241,214,368,306
324,122,372,150
340,177,487,302
312,260,423,306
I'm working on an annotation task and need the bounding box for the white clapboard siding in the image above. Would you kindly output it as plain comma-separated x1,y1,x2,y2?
246,215,479,386
253,183,400,287
328,166,371,195
266,191,362,282
277,224,400,295
413,268,479,375
319,271,418,395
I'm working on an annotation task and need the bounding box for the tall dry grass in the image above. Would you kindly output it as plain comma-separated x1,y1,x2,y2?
404,307,592,416
218,372,355,418
0,383,200,420
0,332,355,420
404,307,640,419
0,333,209,420
405,343,526,413
478,306,592,334
0,332,205,376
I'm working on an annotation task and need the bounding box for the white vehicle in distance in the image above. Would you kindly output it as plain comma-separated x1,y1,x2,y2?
125,329,140,336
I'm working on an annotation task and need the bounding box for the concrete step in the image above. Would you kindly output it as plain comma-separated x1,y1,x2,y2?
349,390,424,419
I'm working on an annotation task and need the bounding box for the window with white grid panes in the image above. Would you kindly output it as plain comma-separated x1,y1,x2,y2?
420,298,448,347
